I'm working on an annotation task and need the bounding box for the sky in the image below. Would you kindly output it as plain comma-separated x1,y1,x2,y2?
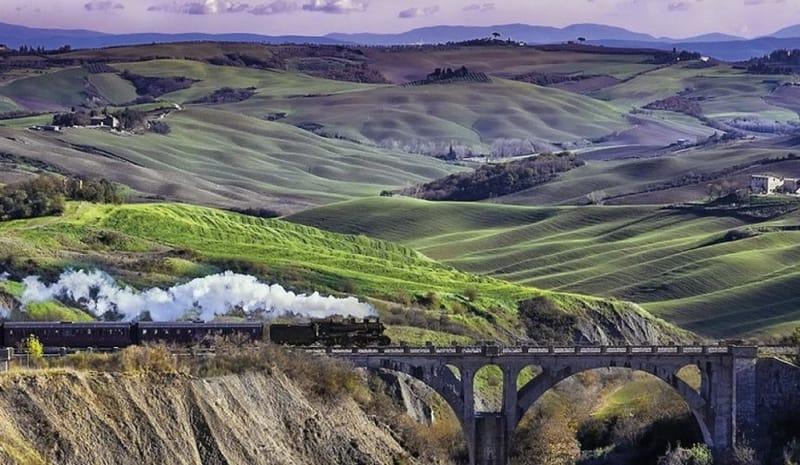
2,0,800,38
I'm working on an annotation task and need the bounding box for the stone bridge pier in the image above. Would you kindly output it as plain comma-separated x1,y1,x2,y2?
332,345,765,465
0,348,11,372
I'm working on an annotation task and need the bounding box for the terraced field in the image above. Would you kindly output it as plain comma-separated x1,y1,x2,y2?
290,197,800,337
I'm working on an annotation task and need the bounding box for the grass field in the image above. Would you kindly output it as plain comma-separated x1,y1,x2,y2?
0,67,140,111
110,59,381,103
223,77,631,154
0,106,458,212
364,46,659,83
289,196,800,337
0,202,688,343
591,63,797,121
497,137,800,206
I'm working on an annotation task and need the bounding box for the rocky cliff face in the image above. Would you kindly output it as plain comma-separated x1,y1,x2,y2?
0,370,419,465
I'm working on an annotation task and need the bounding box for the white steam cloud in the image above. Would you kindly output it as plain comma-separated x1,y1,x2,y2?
20,270,375,322
0,272,10,318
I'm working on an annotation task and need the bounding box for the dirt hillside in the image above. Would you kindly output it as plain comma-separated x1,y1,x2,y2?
0,369,416,465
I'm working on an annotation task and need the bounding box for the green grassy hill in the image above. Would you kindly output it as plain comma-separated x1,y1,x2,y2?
0,202,688,343
289,196,800,338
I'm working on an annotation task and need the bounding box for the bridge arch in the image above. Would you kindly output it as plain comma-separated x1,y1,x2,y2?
513,360,714,447
337,346,752,465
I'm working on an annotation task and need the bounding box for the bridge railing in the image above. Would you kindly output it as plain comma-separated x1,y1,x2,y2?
311,345,735,356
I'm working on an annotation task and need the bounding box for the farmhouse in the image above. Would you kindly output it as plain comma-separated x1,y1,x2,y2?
750,174,800,195
90,114,120,129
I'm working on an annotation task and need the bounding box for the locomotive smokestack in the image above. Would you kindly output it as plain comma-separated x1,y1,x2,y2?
20,270,376,322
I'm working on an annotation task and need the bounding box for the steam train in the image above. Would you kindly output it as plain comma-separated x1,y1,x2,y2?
0,318,391,350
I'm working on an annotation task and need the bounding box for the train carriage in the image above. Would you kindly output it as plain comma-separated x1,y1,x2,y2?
2,322,132,349
134,321,264,346
0,317,388,349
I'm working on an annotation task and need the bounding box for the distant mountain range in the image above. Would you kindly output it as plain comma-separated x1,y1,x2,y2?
0,22,343,50
2,21,800,61
326,24,749,46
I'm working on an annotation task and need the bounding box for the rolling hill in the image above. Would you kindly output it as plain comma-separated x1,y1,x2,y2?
0,41,798,342
0,105,457,212
289,196,800,338
0,202,689,344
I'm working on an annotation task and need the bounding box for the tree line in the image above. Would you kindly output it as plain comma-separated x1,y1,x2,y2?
0,175,123,221
402,152,584,201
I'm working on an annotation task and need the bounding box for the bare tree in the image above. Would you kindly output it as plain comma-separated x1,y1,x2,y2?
586,190,606,205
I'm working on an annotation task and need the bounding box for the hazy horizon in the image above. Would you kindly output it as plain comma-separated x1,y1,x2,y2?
2,0,800,39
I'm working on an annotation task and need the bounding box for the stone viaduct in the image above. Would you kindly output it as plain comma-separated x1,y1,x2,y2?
313,345,800,465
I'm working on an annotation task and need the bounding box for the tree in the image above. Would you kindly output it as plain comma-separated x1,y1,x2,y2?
578,37,587,43
24,335,44,367
586,190,606,205
492,32,501,39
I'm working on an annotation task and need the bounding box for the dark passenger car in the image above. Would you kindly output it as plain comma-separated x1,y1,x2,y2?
2,322,132,349
133,321,264,345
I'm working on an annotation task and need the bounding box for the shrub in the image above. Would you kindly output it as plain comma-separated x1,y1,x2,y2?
189,87,256,104
518,296,578,345
784,439,800,465
24,335,44,360
52,111,91,127
657,444,713,465
464,287,479,302
723,443,760,465
119,345,178,373
148,121,171,135
120,70,193,97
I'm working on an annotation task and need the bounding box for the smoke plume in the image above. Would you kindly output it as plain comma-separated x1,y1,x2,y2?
20,270,375,321
0,272,10,318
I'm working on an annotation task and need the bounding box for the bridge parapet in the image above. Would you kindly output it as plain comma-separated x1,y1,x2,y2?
312,345,736,357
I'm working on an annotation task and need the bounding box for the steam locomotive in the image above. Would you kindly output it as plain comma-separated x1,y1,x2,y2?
0,318,391,350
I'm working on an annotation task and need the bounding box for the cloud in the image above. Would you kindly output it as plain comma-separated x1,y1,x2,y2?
249,0,299,14
398,5,439,18
148,0,250,14
148,0,367,14
84,0,125,11
302,0,368,14
667,1,690,11
463,2,494,12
